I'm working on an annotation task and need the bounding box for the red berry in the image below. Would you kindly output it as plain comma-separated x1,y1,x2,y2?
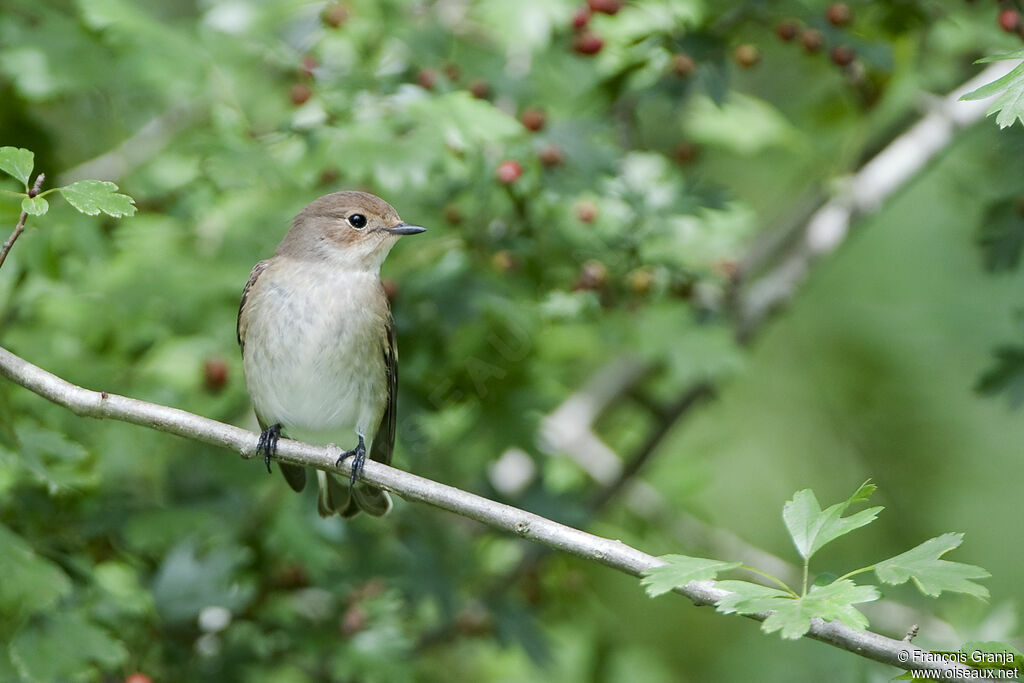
301,54,318,76
496,160,522,184
520,108,546,132
673,142,698,164
492,250,518,272
340,605,367,636
628,267,654,295
203,357,228,393
587,0,622,15
800,29,824,53
830,45,855,67
999,9,1021,33
573,32,604,55
321,3,348,28
671,53,696,77
572,7,592,30
468,78,491,99
443,204,463,225
775,20,800,42
319,167,339,186
416,68,437,90
575,259,608,290
539,144,564,167
734,44,760,68
443,63,461,82
715,260,739,279
575,200,598,223
826,3,852,27
125,675,152,683
289,83,312,105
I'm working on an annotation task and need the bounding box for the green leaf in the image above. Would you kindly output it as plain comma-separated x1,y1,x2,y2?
976,346,1024,408
715,580,793,615
8,612,127,681
977,198,1024,272
0,147,34,187
0,524,72,621
58,180,136,217
959,61,1024,129
641,555,743,597
783,483,883,561
20,196,48,216
874,533,990,599
760,580,879,640
960,641,1024,671
975,50,1024,64
152,541,255,623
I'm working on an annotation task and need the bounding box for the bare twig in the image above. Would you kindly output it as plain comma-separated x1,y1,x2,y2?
734,60,1016,340
588,381,714,510
0,346,993,680
0,173,45,270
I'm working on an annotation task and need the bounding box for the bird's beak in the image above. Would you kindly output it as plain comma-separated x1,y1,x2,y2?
386,223,427,236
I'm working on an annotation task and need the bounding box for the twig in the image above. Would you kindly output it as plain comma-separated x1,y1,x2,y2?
734,60,1016,340
588,381,714,510
0,346,993,680
0,173,45,270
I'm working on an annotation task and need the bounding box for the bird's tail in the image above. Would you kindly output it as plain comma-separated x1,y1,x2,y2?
316,470,392,518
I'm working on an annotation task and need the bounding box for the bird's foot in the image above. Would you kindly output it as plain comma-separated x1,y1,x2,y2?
256,423,282,474
335,434,366,487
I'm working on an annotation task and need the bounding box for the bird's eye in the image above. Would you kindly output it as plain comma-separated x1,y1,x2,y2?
348,214,367,229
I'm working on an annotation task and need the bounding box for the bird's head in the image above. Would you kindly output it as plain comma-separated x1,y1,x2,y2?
278,190,426,270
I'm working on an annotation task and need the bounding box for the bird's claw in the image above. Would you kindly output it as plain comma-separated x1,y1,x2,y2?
256,423,282,474
335,434,366,487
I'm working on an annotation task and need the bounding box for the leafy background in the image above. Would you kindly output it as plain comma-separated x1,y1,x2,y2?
2,0,1024,680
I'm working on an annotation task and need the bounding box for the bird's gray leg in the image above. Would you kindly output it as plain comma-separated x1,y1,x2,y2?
256,423,282,474
336,433,366,487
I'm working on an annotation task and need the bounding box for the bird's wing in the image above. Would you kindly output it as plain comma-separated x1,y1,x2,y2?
237,259,271,351
370,316,397,466
238,259,307,492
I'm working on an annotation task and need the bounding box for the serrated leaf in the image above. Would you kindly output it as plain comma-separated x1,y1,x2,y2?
58,180,136,217
20,196,48,216
783,484,883,562
715,580,794,615
0,147,33,186
977,198,1024,271
960,641,1024,670
874,533,990,599
960,61,1024,129
976,346,1024,408
760,580,879,640
0,524,72,621
641,555,742,597
8,612,127,681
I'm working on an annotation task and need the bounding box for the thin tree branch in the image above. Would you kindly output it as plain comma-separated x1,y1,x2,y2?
0,346,992,680
587,381,714,510
0,173,45,271
734,60,1016,340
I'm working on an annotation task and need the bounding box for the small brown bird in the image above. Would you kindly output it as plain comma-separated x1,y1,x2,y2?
237,191,425,517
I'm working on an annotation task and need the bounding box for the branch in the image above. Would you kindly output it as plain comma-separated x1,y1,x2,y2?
735,59,1017,339
0,345,990,680
0,173,45,270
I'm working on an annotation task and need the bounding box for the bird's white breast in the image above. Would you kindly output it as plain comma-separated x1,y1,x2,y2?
242,258,388,443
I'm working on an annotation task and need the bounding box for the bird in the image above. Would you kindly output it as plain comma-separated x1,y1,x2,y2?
237,191,425,517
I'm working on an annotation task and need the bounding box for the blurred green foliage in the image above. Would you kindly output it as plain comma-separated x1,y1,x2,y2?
2,0,1024,680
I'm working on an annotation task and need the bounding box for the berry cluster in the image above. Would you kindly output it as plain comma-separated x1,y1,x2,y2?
775,3,857,68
